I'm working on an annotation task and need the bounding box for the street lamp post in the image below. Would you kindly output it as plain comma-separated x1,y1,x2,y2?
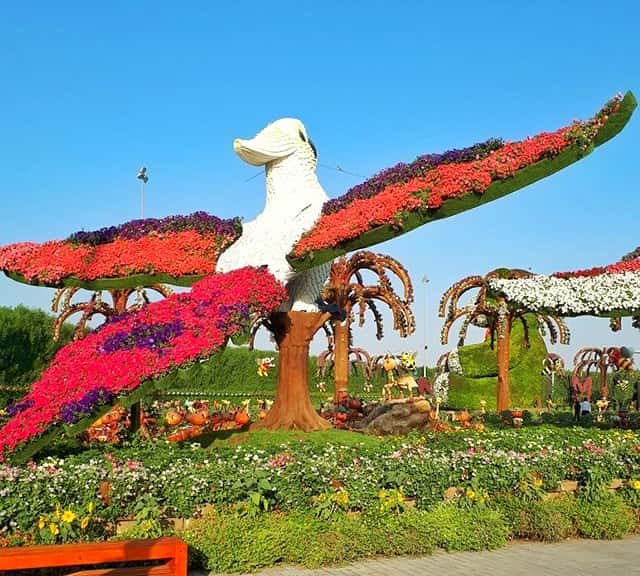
137,166,149,218
421,275,429,378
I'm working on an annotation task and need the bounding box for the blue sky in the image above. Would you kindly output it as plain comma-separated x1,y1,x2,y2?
1,0,639,366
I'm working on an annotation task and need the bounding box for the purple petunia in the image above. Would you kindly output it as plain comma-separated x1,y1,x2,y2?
5,399,35,417
99,319,184,354
67,211,242,246
322,138,504,215
60,387,114,424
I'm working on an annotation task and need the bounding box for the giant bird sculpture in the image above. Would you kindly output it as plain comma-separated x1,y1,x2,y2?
0,92,635,460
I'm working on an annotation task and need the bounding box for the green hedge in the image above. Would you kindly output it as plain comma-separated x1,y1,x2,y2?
154,346,389,400
0,305,74,407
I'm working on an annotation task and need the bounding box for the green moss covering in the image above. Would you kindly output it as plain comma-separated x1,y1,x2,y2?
447,315,548,410
4,270,203,290
288,91,636,271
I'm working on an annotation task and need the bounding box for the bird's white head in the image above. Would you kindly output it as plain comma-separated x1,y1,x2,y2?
233,118,317,167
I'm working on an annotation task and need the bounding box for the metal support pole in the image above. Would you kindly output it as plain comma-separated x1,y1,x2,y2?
421,275,429,378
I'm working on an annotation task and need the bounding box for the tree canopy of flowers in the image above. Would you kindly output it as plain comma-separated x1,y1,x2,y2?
0,267,287,460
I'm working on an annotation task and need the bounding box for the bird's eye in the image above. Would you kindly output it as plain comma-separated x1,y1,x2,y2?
298,129,307,142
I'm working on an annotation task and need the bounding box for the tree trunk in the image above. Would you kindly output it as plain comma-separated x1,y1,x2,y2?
600,360,609,400
255,311,331,431
496,305,511,412
333,319,350,402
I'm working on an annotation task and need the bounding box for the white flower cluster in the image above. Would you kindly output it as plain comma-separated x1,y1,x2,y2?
447,348,463,375
488,271,640,316
433,372,450,403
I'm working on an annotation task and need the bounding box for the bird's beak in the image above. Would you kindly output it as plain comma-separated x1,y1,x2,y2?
233,127,296,166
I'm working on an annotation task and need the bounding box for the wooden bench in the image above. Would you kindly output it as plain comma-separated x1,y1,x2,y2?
0,537,187,576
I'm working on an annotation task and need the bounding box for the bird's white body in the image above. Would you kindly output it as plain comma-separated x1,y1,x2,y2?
216,118,331,310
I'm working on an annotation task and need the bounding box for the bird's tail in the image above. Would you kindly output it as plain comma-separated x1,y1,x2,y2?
0,267,287,462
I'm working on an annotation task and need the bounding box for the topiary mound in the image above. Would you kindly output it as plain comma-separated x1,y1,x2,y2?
447,315,548,410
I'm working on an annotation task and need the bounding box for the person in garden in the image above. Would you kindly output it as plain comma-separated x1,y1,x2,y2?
579,396,592,417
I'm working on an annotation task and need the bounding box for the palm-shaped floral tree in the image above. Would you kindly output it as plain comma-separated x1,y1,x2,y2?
439,269,570,411
51,285,173,341
573,346,633,399
318,251,415,400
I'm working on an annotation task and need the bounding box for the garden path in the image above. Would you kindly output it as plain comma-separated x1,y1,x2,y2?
194,536,640,576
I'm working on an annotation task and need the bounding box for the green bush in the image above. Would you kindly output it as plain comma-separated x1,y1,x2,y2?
153,346,387,401
182,506,501,572
427,502,509,551
0,306,74,407
493,495,577,542
181,509,287,573
577,492,635,539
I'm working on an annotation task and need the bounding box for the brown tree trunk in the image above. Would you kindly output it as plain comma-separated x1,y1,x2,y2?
255,311,331,431
333,319,350,401
110,289,131,314
496,307,511,412
600,360,609,400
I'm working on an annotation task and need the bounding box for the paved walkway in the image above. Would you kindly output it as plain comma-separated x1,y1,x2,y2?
195,536,640,576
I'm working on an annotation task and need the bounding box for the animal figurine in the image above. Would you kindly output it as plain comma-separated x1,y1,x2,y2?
256,356,275,377
381,352,419,401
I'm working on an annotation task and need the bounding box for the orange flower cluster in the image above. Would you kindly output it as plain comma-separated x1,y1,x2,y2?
0,230,235,285
293,129,570,257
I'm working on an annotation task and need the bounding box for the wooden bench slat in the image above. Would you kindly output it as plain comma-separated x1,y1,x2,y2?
66,564,173,576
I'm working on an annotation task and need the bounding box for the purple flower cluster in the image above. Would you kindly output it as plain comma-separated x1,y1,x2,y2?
322,138,504,215
67,211,242,246
100,319,184,354
60,387,113,424
5,399,35,417
215,302,251,329
622,247,640,262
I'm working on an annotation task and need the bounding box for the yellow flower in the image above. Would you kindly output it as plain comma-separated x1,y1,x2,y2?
54,504,61,520
38,517,45,530
80,516,90,530
336,490,349,507
533,478,543,488
466,488,476,500
49,523,59,536
87,502,95,514
631,479,640,491
378,490,387,499
61,510,76,523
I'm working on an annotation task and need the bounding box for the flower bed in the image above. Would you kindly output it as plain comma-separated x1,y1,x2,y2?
288,92,636,270
0,267,287,461
1,426,639,568
0,212,241,289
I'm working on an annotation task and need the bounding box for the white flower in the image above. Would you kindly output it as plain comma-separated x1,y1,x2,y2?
488,271,640,316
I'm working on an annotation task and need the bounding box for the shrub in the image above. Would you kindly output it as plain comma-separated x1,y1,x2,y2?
181,509,287,573
0,306,73,407
493,495,577,541
576,492,635,539
427,502,509,551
